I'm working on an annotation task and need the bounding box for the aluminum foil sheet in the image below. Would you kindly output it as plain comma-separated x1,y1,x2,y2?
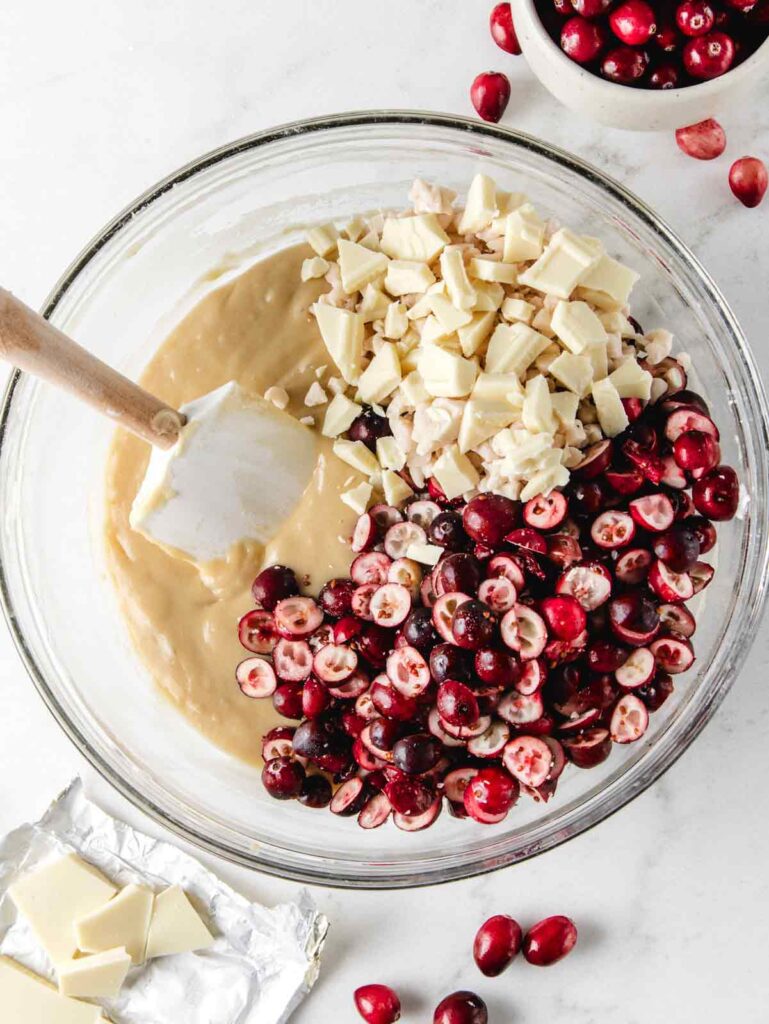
0,779,328,1023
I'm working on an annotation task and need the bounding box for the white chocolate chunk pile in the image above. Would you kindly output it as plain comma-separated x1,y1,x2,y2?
305,175,678,509
7,853,214,1007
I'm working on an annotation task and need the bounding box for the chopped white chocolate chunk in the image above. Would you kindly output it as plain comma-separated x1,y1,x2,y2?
429,293,473,333
304,381,328,407
384,260,436,296
307,223,339,258
343,215,367,242
579,253,639,307
409,177,457,215
551,300,609,354
419,345,478,398
300,415,315,426
472,280,505,312
301,256,330,281
503,204,546,263
406,541,443,566
485,322,552,376
382,469,414,506
314,304,364,384
383,301,409,339
265,385,290,410
549,351,593,397
433,445,480,500
518,228,602,299
468,258,517,284
359,284,391,323
358,343,402,404
522,375,557,434
551,390,580,425
322,393,362,437
457,174,497,234
458,399,518,453
440,248,477,309
586,342,609,381
333,439,379,475
400,369,430,407
341,481,373,515
473,371,524,406
380,214,450,262
58,948,132,999
377,436,407,471
458,311,496,358
643,328,673,364
591,377,629,437
501,297,535,323
609,358,653,400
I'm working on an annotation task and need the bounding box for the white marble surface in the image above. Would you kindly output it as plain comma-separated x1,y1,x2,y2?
0,3,768,1021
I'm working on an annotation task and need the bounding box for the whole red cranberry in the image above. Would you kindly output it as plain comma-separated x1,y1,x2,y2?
273,681,305,720
437,680,480,726
473,914,523,976
392,733,442,775
475,647,520,687
489,2,521,54
655,21,681,50
602,44,650,82
465,766,519,816
463,493,518,545
299,773,333,808
452,600,498,650
318,577,355,617
470,71,511,123
402,608,437,651
522,915,578,966
610,0,658,45
252,564,299,610
676,0,715,36
261,756,304,800
561,15,608,62
540,594,587,641
729,157,768,208
683,30,735,78
349,407,392,451
429,511,468,551
434,552,483,594
649,63,680,87
433,990,488,1024
572,0,612,15
673,429,720,472
692,465,740,520
354,983,401,1024
653,526,700,572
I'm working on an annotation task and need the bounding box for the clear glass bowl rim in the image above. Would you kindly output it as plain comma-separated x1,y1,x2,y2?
1,110,768,889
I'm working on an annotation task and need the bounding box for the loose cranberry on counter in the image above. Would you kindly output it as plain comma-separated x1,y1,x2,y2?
470,71,511,123
729,157,768,207
433,991,488,1024
490,2,522,53
522,915,578,966
473,914,523,976
354,984,401,1024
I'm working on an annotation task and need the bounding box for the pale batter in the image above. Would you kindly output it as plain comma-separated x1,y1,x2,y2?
105,245,357,765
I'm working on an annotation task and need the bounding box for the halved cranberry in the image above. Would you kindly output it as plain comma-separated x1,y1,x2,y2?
587,640,629,672
274,596,324,638
438,680,481,727
273,681,304,719
467,719,511,758
693,465,739,520
302,677,331,718
683,30,735,78
561,15,608,63
352,583,378,621
604,466,644,495
463,493,519,545
464,765,519,819
650,634,695,673
238,609,278,655
629,493,675,532
357,792,393,830
591,510,636,549
498,689,545,726
665,408,719,444
540,595,587,641
385,774,435,817
429,642,472,684
473,914,522,977
524,491,567,530
299,773,333,808
273,638,314,681
637,671,674,710
401,608,438,651
470,71,511,123
429,511,468,551
570,479,606,514
393,797,442,831
501,604,548,660
318,578,356,617
658,602,696,637
335,615,363,644
556,562,612,610
371,679,419,721
392,733,442,775
562,727,613,767
610,692,650,741
293,716,350,766
352,512,378,553
546,533,583,569
349,406,391,450
313,643,358,685
354,985,401,1024
433,591,472,643
476,647,520,688
652,526,700,572
386,645,430,697
434,552,483,595
686,515,717,554
690,560,714,593
252,564,299,610
262,756,305,800
505,527,548,555
503,735,554,786
601,44,649,83
522,916,578,966
648,560,694,602
452,600,498,650
370,582,412,628
609,591,660,646
434,991,488,1024
384,521,426,560
486,553,526,589
615,646,656,688
615,548,653,585
610,0,658,44
477,575,517,612
262,726,295,761
331,777,371,816
675,118,726,160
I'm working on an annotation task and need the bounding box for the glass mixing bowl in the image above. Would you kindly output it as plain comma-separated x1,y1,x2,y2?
1,112,767,888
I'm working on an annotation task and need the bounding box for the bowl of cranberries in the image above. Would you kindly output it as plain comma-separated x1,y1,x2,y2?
513,0,769,128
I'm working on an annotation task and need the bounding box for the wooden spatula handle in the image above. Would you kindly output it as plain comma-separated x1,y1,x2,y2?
0,288,185,449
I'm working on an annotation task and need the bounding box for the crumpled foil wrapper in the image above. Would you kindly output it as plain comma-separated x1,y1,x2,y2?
0,780,328,1024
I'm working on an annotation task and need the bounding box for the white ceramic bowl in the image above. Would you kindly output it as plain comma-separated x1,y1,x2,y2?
516,0,769,130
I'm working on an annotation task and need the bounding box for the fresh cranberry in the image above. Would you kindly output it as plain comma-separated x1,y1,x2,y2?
522,915,578,966
562,727,613,767
602,44,650,82
385,774,435,816
465,766,519,817
463,494,519,545
655,21,681,50
473,914,523,976
392,733,442,775
299,773,333,808
369,716,407,751
686,515,717,553
437,680,481,726
610,0,658,44
349,407,392,450
676,0,715,35
652,526,700,572
570,480,606,516
561,15,608,62
357,622,395,666
429,511,468,551
434,552,483,594
540,595,587,641
572,0,613,14
649,63,680,87
609,591,660,645
693,465,740,520
490,2,521,53
675,117,727,160
354,984,401,1024
475,647,520,687
262,756,304,799
673,429,720,471
587,640,629,672
430,643,473,683
252,564,299,610
318,577,355,617
371,680,419,721
433,991,488,1024
452,600,498,650
637,671,675,710
402,608,438,651
273,681,305,719
293,716,350,766
729,157,768,208
683,30,735,78
470,71,511,123
302,677,331,718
